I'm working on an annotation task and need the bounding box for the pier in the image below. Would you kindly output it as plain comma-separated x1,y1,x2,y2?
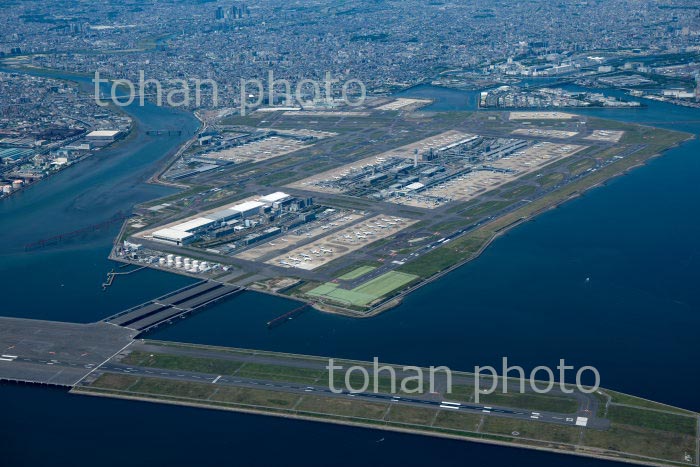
102,266,147,289
266,303,311,328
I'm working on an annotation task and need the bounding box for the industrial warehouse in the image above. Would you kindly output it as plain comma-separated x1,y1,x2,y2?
145,191,315,250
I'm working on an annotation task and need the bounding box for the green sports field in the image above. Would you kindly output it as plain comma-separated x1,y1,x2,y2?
307,271,418,307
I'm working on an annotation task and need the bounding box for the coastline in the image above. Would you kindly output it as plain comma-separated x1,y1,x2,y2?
0,64,137,202
237,128,694,319
0,125,139,202
2,10,700,467
71,387,698,467
101,110,696,320
147,110,205,190
353,130,695,318
8,64,693,323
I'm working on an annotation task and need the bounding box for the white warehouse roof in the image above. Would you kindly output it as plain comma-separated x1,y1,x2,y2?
259,191,291,203
405,182,425,191
205,209,240,222
230,200,265,213
172,217,215,232
152,228,195,242
86,130,121,138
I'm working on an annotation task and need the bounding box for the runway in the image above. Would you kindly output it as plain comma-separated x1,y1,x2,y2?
88,341,608,430
100,360,593,427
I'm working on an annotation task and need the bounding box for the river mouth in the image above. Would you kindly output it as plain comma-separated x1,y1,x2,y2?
0,66,200,321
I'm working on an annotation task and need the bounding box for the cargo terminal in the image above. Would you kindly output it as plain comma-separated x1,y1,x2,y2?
147,191,317,250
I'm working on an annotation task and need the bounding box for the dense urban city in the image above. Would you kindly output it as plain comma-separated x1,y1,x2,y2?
2,0,700,196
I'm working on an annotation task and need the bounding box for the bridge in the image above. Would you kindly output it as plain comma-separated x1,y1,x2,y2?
0,281,242,387
24,211,131,251
146,129,183,136
105,281,242,333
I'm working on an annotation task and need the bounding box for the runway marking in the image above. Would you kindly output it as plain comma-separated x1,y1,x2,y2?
73,341,135,387
439,404,460,410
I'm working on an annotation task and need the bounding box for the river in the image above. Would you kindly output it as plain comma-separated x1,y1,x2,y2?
1,75,698,467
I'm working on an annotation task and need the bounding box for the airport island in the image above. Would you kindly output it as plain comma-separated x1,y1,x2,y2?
111,101,693,318
2,2,700,467
1,99,698,467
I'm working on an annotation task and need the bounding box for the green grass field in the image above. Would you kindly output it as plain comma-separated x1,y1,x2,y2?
481,416,581,444
307,271,418,307
607,405,697,435
236,362,324,384
338,265,377,280
477,392,579,414
82,341,699,467
603,389,696,415
122,351,243,375
536,172,565,188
